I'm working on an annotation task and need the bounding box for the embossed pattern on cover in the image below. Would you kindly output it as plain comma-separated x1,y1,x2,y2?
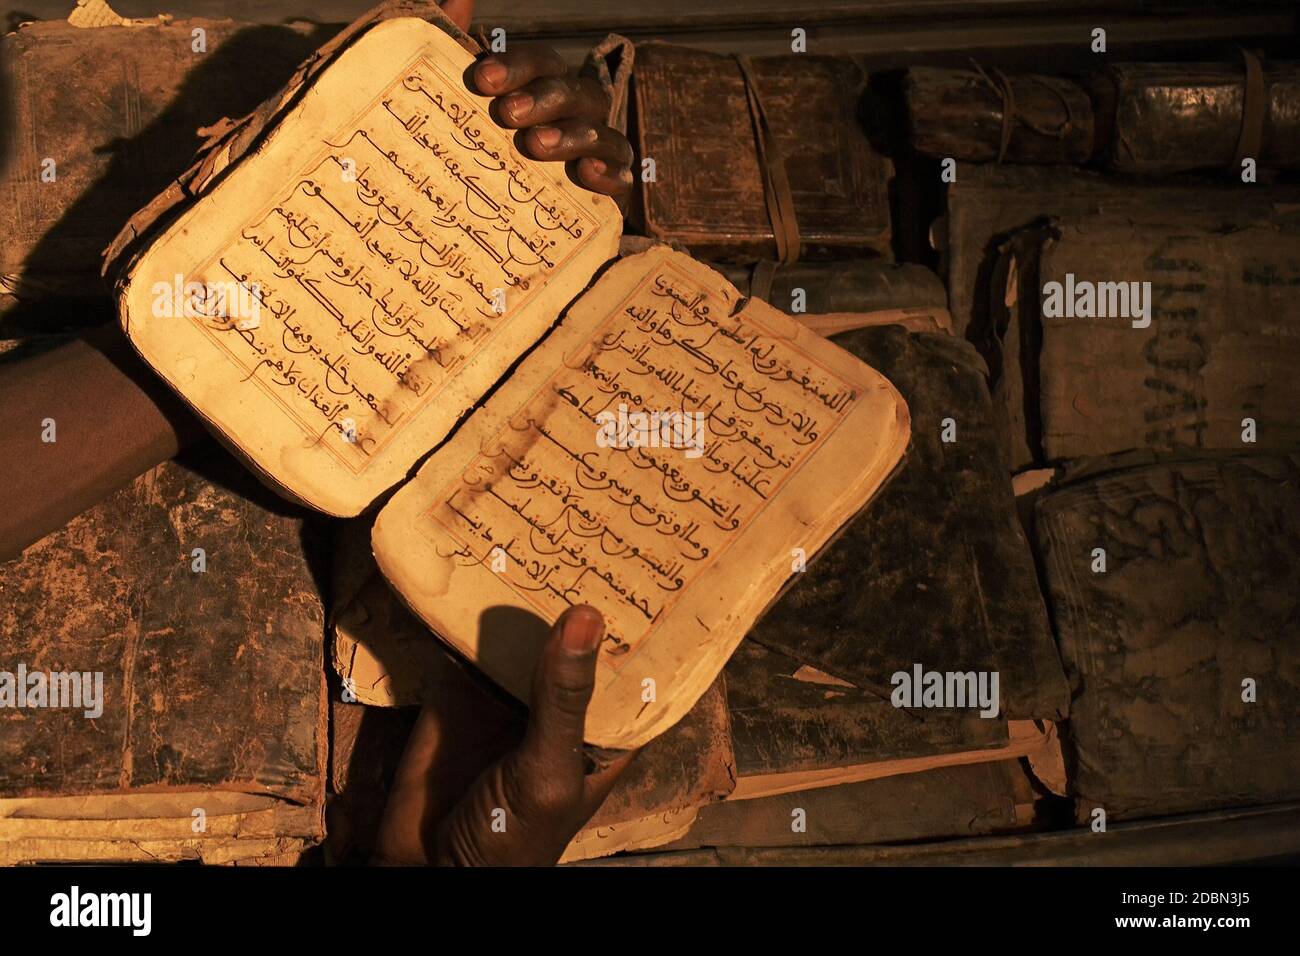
1037,455,1300,820
633,44,892,258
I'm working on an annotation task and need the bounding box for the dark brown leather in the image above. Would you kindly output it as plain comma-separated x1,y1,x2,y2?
747,326,1070,722
632,43,891,260
904,66,1094,165
736,54,801,265
0,448,327,811
1038,454,1300,821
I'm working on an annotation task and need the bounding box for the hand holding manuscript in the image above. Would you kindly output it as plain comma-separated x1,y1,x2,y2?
112,14,910,748
116,18,621,514
374,247,909,747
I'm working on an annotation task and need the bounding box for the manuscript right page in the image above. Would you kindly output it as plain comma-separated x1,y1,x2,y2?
373,246,910,749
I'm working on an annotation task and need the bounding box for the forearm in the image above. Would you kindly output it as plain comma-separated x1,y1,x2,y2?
0,325,203,562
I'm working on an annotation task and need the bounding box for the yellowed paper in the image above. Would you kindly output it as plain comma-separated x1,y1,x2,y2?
0,792,319,865
560,807,699,863
374,245,910,748
120,17,620,514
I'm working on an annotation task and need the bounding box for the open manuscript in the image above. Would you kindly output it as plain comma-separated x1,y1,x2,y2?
116,17,621,514
114,16,911,749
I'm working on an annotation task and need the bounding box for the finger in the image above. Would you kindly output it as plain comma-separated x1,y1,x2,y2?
495,74,611,129
437,756,573,866
520,119,632,168
574,156,635,212
387,678,520,801
439,0,475,32
518,605,604,775
472,42,568,97
514,120,633,212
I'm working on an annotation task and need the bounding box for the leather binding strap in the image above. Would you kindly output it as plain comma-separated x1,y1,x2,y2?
582,33,636,135
1234,47,1266,169
971,61,1016,163
735,54,801,267
970,59,1076,164
748,259,779,302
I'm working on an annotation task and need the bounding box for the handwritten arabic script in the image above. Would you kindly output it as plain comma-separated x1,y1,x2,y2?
425,264,859,669
181,54,599,472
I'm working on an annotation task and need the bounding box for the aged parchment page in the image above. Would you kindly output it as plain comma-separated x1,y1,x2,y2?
373,246,910,748
118,18,621,514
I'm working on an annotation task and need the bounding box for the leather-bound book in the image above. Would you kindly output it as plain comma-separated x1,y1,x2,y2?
0,14,331,324
987,209,1300,470
713,259,947,315
1036,454,1300,821
632,43,893,261
1090,61,1300,173
721,641,1058,801
0,449,327,864
667,759,1036,851
746,326,1070,722
940,164,1299,339
904,66,1094,165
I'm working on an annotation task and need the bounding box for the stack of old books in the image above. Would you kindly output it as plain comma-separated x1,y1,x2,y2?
319,18,1079,860
5,0,1296,868
929,63,1300,831
0,451,329,864
0,5,340,867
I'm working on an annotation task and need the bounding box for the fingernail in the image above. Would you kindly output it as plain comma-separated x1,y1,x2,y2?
532,126,562,149
503,92,533,122
478,59,508,89
618,167,634,185
561,606,604,655
588,158,608,175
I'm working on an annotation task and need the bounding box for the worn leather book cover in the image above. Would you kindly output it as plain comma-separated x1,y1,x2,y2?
666,758,1034,851
714,259,953,336
941,164,1300,339
746,326,1069,721
1090,61,1300,173
904,66,1094,165
713,259,947,314
722,641,1062,800
563,679,735,861
0,448,327,864
0,16,331,324
989,213,1300,469
632,43,893,259
1036,454,1300,821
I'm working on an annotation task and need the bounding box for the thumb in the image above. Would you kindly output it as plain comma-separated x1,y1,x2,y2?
518,605,604,775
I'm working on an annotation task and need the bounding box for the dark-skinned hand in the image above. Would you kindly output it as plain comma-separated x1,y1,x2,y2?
441,0,634,213
374,605,635,866
372,3,635,866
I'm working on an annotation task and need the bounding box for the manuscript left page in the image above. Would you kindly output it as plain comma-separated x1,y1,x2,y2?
116,17,622,515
